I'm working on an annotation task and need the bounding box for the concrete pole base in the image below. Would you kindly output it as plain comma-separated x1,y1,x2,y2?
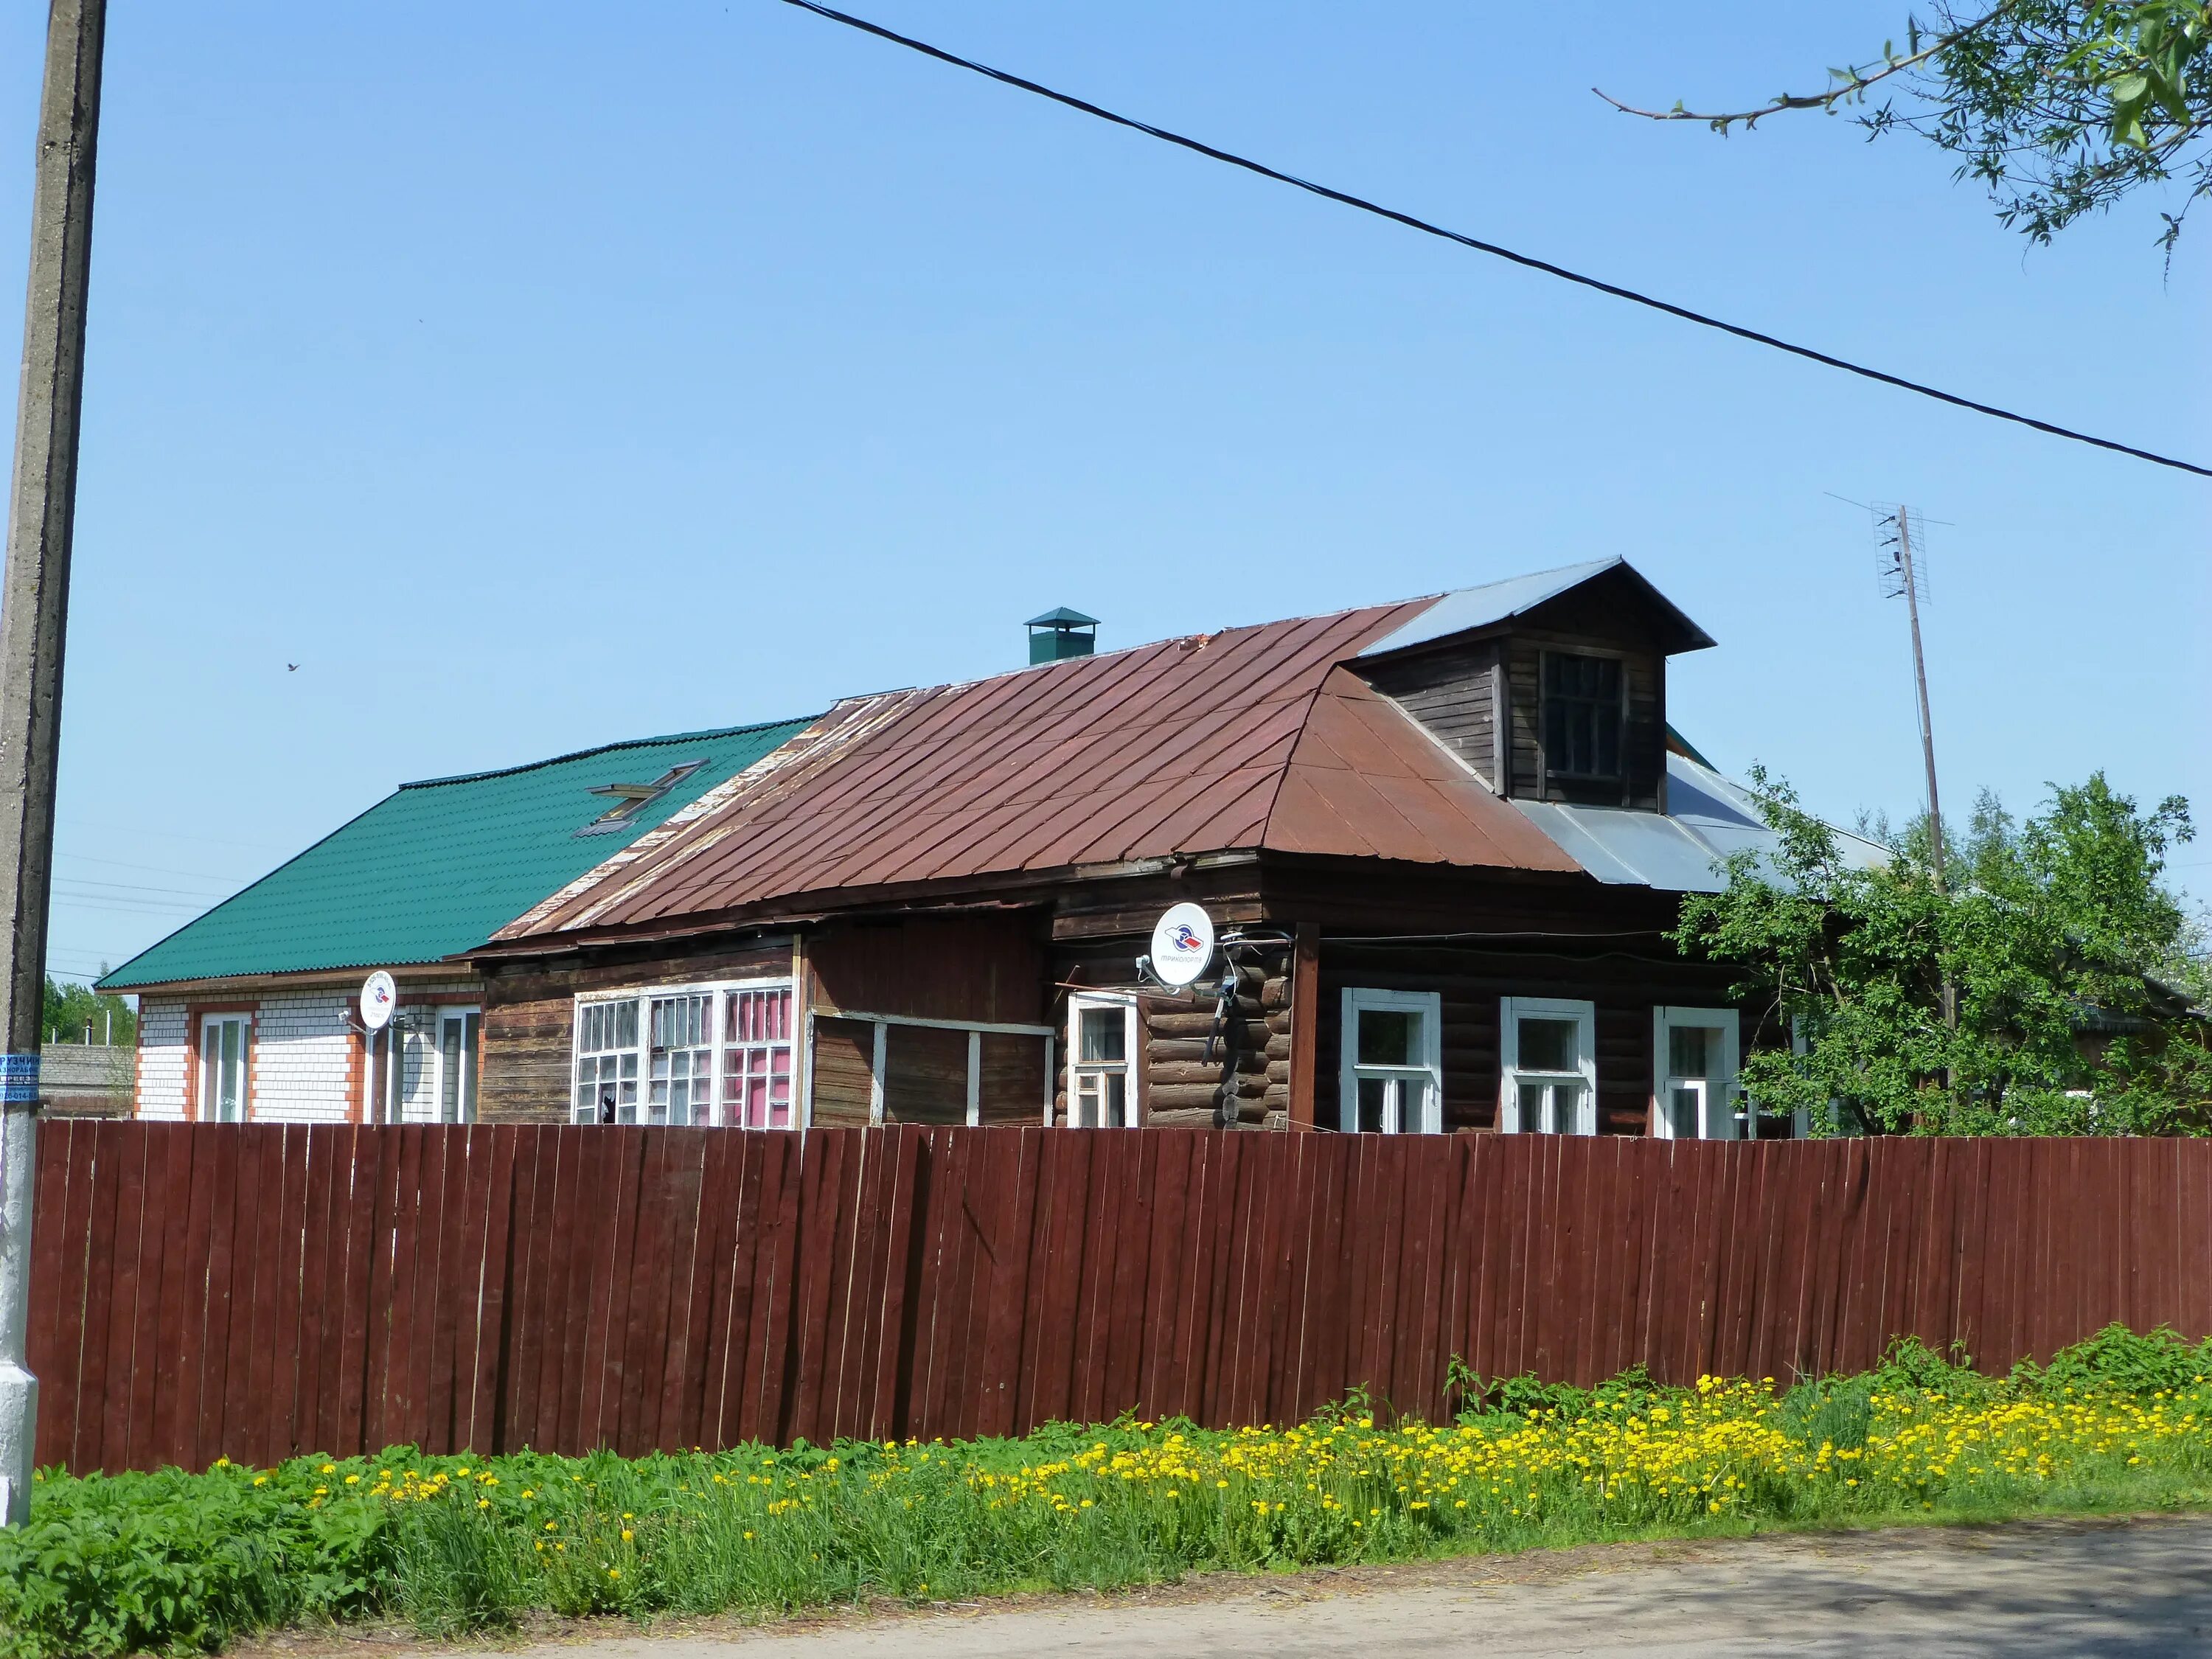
0,1362,35,1523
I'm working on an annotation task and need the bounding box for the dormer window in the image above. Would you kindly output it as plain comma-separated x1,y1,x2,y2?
1541,652,1624,794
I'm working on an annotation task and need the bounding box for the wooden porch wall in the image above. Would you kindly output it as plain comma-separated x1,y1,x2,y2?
29,1121,2212,1475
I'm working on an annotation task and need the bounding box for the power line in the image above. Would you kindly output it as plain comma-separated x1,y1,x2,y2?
776,0,2212,482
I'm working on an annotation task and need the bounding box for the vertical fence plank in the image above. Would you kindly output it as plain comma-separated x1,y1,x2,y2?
96,1124,151,1475
71,1122,124,1475
28,1121,83,1472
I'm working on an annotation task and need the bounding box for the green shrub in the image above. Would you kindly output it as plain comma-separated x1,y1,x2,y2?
2020,1324,2212,1397
0,1463,387,1657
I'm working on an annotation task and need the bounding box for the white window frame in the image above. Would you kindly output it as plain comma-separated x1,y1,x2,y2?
432,1006,482,1124
1650,1006,1740,1140
1066,993,1140,1129
1499,996,1597,1135
722,982,799,1130
1339,987,1443,1134
647,991,714,1126
572,978,796,1128
198,1012,251,1123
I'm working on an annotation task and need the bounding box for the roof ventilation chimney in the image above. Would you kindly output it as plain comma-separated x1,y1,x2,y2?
1026,606,1099,665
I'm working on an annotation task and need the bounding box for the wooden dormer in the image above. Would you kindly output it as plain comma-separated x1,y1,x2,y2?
1355,559,1715,812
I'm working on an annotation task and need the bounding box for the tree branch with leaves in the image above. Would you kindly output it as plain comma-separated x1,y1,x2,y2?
1599,3,2212,253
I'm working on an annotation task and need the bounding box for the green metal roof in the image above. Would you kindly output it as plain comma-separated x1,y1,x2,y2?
100,716,818,991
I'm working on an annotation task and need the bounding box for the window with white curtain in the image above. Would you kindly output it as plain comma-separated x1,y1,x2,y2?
198,1013,251,1122
1339,988,1442,1133
1500,997,1596,1134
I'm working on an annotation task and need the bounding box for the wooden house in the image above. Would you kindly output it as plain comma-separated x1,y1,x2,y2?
470,559,1876,1139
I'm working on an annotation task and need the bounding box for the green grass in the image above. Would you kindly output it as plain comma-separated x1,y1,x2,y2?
4,1324,2209,1658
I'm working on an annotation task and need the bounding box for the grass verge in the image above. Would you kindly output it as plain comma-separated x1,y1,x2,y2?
4,1324,2209,1657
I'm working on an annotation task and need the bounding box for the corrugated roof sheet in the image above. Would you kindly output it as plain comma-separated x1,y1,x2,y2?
100,717,817,990
1357,556,1717,658
1511,753,1889,892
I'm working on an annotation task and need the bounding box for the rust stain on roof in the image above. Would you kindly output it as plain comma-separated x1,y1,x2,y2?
498,595,1580,944
1265,668,1580,869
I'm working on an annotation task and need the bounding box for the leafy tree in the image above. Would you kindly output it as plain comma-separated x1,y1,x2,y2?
1674,769,2208,1135
1601,3,2212,253
42,973,135,1047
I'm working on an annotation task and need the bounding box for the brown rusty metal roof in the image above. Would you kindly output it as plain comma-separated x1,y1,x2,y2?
500,597,1578,943
1265,667,1580,870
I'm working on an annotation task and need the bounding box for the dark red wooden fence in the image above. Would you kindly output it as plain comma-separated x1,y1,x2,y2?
27,1121,2212,1475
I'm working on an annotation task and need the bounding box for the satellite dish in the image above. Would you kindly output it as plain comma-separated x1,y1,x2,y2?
1149,902,1216,989
358,970,397,1033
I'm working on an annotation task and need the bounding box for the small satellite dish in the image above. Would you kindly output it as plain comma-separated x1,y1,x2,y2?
1149,902,1216,989
358,970,397,1033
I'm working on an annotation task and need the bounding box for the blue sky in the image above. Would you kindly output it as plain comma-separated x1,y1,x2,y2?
1,1,2205,990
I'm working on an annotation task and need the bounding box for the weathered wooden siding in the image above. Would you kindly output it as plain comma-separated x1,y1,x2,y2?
808,913,1048,1025
1365,641,1500,788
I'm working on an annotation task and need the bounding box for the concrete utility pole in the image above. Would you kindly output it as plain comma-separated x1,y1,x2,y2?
1893,507,1944,892
0,0,108,1526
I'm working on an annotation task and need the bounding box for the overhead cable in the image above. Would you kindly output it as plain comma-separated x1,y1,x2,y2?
776,0,2212,481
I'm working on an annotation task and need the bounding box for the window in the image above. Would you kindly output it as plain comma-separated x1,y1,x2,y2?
648,994,713,1125
573,981,796,1127
574,998,641,1124
1541,652,1623,786
722,985,795,1128
1339,988,1441,1133
1067,995,1138,1127
1500,997,1596,1134
198,1013,250,1121
436,1009,481,1124
1651,1006,1740,1139
577,761,705,837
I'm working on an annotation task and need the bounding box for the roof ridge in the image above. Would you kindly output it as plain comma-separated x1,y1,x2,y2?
398,716,815,790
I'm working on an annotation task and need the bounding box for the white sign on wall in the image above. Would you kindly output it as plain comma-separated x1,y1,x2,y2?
1149,902,1217,989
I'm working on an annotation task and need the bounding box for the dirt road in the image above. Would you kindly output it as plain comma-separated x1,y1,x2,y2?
389,1514,2199,1659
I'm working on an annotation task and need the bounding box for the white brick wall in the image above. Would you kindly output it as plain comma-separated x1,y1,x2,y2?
132,978,483,1122
136,998,188,1119
250,990,356,1123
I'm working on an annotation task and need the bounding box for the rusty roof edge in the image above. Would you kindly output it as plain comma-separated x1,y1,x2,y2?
469,849,1267,961
495,695,903,942
521,690,933,938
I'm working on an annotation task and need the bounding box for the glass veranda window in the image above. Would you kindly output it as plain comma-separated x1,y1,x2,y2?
1501,998,1596,1134
1339,989,1441,1133
574,998,640,1124
1068,995,1135,1127
722,986,794,1128
649,994,713,1125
